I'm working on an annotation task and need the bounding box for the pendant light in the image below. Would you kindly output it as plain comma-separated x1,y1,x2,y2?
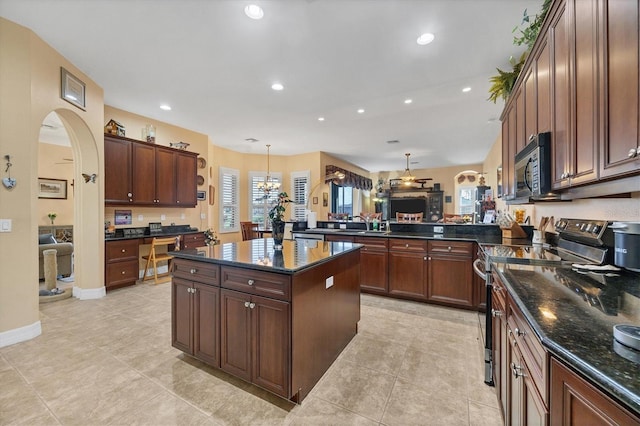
257,144,280,194
400,153,415,185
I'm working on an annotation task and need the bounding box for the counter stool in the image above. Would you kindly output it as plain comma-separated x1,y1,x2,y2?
142,236,180,284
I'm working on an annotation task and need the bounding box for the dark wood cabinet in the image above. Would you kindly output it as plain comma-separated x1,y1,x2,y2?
181,232,206,250
105,239,139,290
356,236,388,294
491,274,508,420
550,358,640,425
325,234,355,243
524,66,538,148
515,87,526,154
536,39,551,134
104,137,133,204
601,0,640,178
220,287,290,397
427,241,474,308
172,260,221,367
502,102,517,199
388,239,428,300
104,134,198,207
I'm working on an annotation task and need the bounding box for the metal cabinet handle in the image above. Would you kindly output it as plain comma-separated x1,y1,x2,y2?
628,148,637,158
491,309,503,317
473,259,487,280
510,362,526,378
249,302,255,309
514,327,526,337
244,301,250,308
529,134,536,143
247,279,255,286
190,268,197,274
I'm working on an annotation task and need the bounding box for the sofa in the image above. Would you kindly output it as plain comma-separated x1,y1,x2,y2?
38,233,73,280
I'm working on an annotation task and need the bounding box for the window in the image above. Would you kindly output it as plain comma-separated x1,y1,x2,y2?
290,171,310,221
332,184,353,217
458,186,477,215
248,171,282,227
219,167,239,233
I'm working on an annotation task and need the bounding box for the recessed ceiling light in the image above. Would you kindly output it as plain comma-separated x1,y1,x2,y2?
318,117,325,121
244,4,264,20
357,109,365,114
245,138,259,143
404,99,413,104
271,83,284,91
462,87,472,93
416,33,435,45
160,104,172,111
386,140,400,144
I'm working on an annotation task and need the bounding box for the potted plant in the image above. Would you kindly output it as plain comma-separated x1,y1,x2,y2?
268,192,291,249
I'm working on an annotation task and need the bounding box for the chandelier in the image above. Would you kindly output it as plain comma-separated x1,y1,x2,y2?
257,144,281,194
400,153,415,185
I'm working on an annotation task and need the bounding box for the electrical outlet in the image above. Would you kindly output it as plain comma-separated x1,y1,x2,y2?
339,224,347,229
138,215,143,221
160,214,166,221
180,213,185,220
200,213,206,220
325,276,334,289
434,226,444,233
0,219,11,232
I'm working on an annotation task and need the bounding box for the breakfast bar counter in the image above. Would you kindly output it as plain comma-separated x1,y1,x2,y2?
170,239,362,402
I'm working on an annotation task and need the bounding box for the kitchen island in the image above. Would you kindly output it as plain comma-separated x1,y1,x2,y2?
170,239,361,403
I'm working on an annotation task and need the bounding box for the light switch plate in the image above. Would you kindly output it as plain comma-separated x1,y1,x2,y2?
161,214,166,220
138,214,143,221
0,219,11,232
200,213,206,219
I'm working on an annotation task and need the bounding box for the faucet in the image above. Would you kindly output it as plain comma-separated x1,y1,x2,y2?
359,214,371,231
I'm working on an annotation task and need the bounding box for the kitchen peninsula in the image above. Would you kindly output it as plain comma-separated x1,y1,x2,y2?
170,239,361,403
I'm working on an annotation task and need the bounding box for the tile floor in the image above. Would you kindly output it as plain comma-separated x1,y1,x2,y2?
1,281,502,425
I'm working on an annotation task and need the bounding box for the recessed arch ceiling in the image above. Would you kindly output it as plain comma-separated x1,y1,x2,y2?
2,0,541,172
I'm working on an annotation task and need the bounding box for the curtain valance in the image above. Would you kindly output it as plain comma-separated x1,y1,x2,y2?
325,165,373,191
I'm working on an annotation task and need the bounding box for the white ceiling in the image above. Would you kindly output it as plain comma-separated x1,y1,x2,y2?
1,0,540,173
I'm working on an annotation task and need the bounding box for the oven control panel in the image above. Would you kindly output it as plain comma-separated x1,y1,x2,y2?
555,218,612,246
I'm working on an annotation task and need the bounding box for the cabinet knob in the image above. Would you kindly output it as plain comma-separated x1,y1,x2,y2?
121,271,126,275
244,301,250,308
405,243,409,248
190,268,197,274
127,192,132,197
491,309,503,317
492,285,502,293
447,246,452,252
249,302,256,309
628,148,637,158
121,249,126,253
247,279,255,286
510,362,525,378
424,256,428,261
177,200,181,204
514,327,526,337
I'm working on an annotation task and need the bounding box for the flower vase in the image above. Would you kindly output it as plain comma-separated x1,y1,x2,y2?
271,220,285,250
272,250,284,268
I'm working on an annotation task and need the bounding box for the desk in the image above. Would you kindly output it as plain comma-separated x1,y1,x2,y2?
257,228,272,238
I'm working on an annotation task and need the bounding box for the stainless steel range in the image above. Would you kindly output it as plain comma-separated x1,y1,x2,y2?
475,218,616,386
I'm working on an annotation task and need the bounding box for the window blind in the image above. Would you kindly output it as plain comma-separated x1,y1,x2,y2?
249,171,282,227
291,171,310,221
220,167,239,232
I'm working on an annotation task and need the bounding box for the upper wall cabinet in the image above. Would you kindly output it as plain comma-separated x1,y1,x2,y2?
105,134,198,207
501,0,639,197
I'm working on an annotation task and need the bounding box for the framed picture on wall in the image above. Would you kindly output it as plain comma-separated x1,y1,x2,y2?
60,67,86,110
38,178,67,199
322,192,328,207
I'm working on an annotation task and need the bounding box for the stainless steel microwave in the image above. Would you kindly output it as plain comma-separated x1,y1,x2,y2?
514,132,554,200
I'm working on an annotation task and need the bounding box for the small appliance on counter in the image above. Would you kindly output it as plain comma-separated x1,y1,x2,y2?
611,222,640,272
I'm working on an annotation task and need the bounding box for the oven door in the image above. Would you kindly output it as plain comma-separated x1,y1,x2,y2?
473,255,495,386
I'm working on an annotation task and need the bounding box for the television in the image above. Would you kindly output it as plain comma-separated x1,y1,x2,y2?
390,198,427,219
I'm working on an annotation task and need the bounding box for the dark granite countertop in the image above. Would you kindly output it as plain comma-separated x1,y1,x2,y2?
105,226,201,241
171,239,362,275
493,262,640,416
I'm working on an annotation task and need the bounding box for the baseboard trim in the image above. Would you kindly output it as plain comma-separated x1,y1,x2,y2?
72,286,106,300
0,321,42,348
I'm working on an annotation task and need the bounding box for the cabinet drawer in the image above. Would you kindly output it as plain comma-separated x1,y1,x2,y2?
173,259,220,285
221,266,291,301
106,260,138,287
106,239,139,262
389,239,427,253
182,233,206,249
508,303,548,404
428,240,473,256
355,237,388,251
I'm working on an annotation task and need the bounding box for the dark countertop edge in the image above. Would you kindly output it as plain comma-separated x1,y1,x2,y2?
494,267,640,417
105,229,202,241
171,243,363,275
295,229,505,245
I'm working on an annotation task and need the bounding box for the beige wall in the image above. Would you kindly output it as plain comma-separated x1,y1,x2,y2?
0,17,104,340
37,143,75,226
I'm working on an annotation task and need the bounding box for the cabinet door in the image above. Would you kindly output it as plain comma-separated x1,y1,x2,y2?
220,289,252,381
131,143,156,204
551,2,572,189
388,251,427,300
176,152,197,206
104,137,132,204
193,283,219,367
172,278,193,354
251,295,290,397
537,39,551,133
515,88,526,154
156,147,177,205
359,249,388,293
601,0,640,177
550,358,640,425
427,254,473,308
492,288,508,420
325,234,355,242
524,66,538,145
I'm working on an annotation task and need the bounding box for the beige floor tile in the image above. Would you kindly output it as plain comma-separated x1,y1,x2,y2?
381,377,469,426
397,347,467,395
0,369,57,425
339,334,408,375
312,358,395,422
291,396,379,426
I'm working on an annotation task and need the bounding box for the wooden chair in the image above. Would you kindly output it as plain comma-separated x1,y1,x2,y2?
359,212,382,220
142,236,180,284
328,213,349,221
240,222,259,240
396,212,424,222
